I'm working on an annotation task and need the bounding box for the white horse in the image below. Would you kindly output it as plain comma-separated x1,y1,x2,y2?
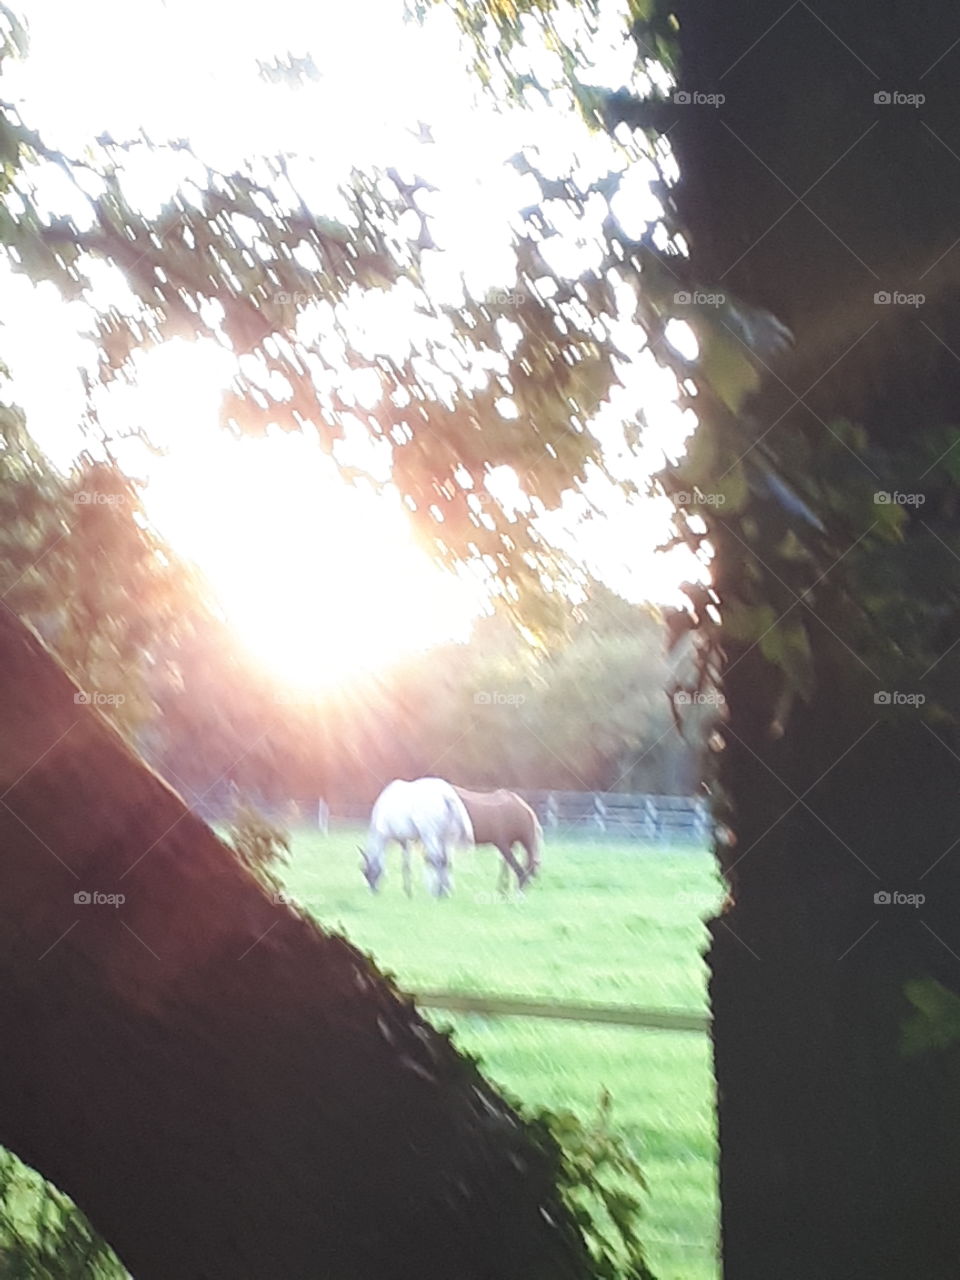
360,777,474,898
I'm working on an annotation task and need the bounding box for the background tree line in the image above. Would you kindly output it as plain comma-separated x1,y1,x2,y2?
140,576,702,813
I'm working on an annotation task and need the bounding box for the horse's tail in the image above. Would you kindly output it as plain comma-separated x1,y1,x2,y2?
527,809,543,878
446,792,475,846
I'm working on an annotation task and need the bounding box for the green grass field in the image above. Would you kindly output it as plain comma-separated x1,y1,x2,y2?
282,827,723,1280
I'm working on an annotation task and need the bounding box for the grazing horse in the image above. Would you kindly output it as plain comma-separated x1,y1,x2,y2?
360,777,474,898
452,786,542,893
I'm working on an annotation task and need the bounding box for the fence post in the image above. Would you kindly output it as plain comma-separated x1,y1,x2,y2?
643,797,658,841
593,794,607,832
695,798,710,844
317,799,329,835
546,793,559,830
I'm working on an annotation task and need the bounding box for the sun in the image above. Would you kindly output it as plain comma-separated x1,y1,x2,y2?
2,0,705,681
213,465,478,690
117,344,482,693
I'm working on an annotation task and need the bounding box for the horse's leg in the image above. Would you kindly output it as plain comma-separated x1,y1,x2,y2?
518,840,535,889
401,841,412,898
424,836,451,898
498,843,526,895
525,823,542,886
497,855,510,897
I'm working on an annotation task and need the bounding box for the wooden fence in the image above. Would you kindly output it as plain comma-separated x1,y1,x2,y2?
194,788,712,843
410,988,708,1033
524,790,712,841
317,790,711,842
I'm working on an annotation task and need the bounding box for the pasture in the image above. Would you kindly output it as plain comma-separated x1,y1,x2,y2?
282,827,722,1280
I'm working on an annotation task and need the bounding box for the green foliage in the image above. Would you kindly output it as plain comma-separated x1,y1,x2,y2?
0,1149,125,1279
901,979,960,1058
757,619,814,702
144,589,700,803
6,0,953,762
0,414,198,738
223,799,291,893
0,99,619,632
422,0,960,747
531,1093,658,1280
720,603,777,645
0,5,28,66
374,594,696,794
695,330,760,416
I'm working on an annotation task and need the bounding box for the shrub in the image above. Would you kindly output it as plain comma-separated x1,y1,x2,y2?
223,799,291,893
0,1148,126,1278
528,1091,659,1280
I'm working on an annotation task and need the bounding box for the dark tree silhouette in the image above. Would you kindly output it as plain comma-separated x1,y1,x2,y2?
661,3,960,1276
0,608,592,1279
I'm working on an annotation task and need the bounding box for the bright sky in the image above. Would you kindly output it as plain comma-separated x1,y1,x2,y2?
0,0,705,689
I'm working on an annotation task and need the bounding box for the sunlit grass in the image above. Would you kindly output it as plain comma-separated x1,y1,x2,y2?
283,828,722,1280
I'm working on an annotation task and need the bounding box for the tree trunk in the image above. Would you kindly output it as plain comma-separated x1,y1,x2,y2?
667,0,960,1274
0,609,590,1279
709,643,960,1279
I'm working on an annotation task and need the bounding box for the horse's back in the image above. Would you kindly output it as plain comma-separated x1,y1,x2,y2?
371,778,472,844
370,781,415,839
452,785,538,847
455,786,512,804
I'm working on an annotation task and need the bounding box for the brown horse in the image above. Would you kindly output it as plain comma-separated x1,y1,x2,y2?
452,786,542,893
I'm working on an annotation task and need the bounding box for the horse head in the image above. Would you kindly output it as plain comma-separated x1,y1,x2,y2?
359,845,383,892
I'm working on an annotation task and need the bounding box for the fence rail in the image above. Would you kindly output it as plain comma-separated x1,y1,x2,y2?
194,788,713,842
410,989,709,1033
318,791,712,841
525,790,711,841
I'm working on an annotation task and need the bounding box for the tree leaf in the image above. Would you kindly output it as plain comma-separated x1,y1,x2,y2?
901,979,960,1057
697,330,761,412
713,462,748,513
722,602,778,643
677,427,717,491
759,619,814,699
